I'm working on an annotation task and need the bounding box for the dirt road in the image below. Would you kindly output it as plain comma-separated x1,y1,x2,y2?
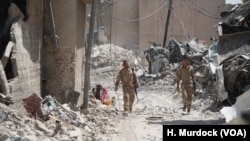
91,73,225,141
107,87,225,141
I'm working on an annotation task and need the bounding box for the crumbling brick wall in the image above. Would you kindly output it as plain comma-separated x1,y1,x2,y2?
42,0,86,105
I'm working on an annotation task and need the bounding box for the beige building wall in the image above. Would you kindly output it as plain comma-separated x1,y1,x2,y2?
111,0,139,50
42,0,86,105
110,0,225,52
138,0,166,50
139,0,225,51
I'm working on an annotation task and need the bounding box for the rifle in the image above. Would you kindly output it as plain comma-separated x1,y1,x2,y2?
131,68,139,101
193,82,196,96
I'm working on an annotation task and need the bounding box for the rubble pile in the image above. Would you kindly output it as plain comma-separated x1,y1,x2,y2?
90,41,219,111
0,94,121,141
91,44,140,69
138,71,217,112
221,54,250,104
168,38,208,66
210,0,250,109
140,38,218,110
117,0,250,123
143,42,169,74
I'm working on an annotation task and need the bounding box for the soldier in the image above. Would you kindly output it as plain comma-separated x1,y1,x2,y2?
176,55,195,113
115,60,139,112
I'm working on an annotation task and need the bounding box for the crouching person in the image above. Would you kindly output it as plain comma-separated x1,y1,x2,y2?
92,84,111,105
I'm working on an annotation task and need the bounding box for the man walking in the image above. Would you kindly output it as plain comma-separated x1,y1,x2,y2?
176,56,195,113
115,60,139,112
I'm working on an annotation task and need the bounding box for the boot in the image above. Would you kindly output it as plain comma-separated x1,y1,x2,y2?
129,107,132,113
183,106,186,112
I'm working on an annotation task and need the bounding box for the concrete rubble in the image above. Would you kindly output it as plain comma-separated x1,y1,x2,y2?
128,1,250,125
90,41,219,115
90,43,225,132
1,2,249,141
208,0,250,124
89,1,250,124
0,92,122,141
140,39,218,109
91,44,139,70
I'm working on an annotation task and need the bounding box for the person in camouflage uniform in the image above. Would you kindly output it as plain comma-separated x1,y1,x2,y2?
115,60,139,112
176,56,195,113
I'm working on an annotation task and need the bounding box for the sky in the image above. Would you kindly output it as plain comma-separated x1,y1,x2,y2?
226,0,243,4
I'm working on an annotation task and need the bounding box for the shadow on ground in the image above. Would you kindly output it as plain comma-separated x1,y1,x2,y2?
148,118,226,125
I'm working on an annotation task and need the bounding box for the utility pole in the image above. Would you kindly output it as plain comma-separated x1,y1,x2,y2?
163,0,172,48
83,0,98,110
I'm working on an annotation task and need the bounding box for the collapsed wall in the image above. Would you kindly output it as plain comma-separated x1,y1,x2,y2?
0,0,43,110
0,0,87,110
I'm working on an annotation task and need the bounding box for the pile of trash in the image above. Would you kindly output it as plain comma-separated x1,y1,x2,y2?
0,93,121,141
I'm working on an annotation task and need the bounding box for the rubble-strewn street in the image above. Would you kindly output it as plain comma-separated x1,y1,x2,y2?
91,44,225,141
0,44,226,141
1,0,250,141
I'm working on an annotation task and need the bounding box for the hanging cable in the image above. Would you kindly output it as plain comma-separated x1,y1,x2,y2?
171,7,189,40
184,0,222,20
187,0,219,18
112,1,169,23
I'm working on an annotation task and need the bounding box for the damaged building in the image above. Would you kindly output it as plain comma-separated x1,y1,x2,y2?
105,0,226,52
0,0,42,108
209,0,250,123
0,0,91,110
0,0,248,132
142,0,250,115
210,0,250,106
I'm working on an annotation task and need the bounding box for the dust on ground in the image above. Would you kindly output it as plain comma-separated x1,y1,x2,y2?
91,67,225,141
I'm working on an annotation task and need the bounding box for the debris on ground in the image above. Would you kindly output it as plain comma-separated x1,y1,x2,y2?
0,90,122,141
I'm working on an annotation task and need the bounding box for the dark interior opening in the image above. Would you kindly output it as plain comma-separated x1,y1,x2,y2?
0,0,28,80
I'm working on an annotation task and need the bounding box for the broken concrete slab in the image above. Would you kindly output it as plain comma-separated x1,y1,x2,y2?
220,89,250,124
1,41,15,68
35,120,52,134
0,61,10,95
0,93,13,106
